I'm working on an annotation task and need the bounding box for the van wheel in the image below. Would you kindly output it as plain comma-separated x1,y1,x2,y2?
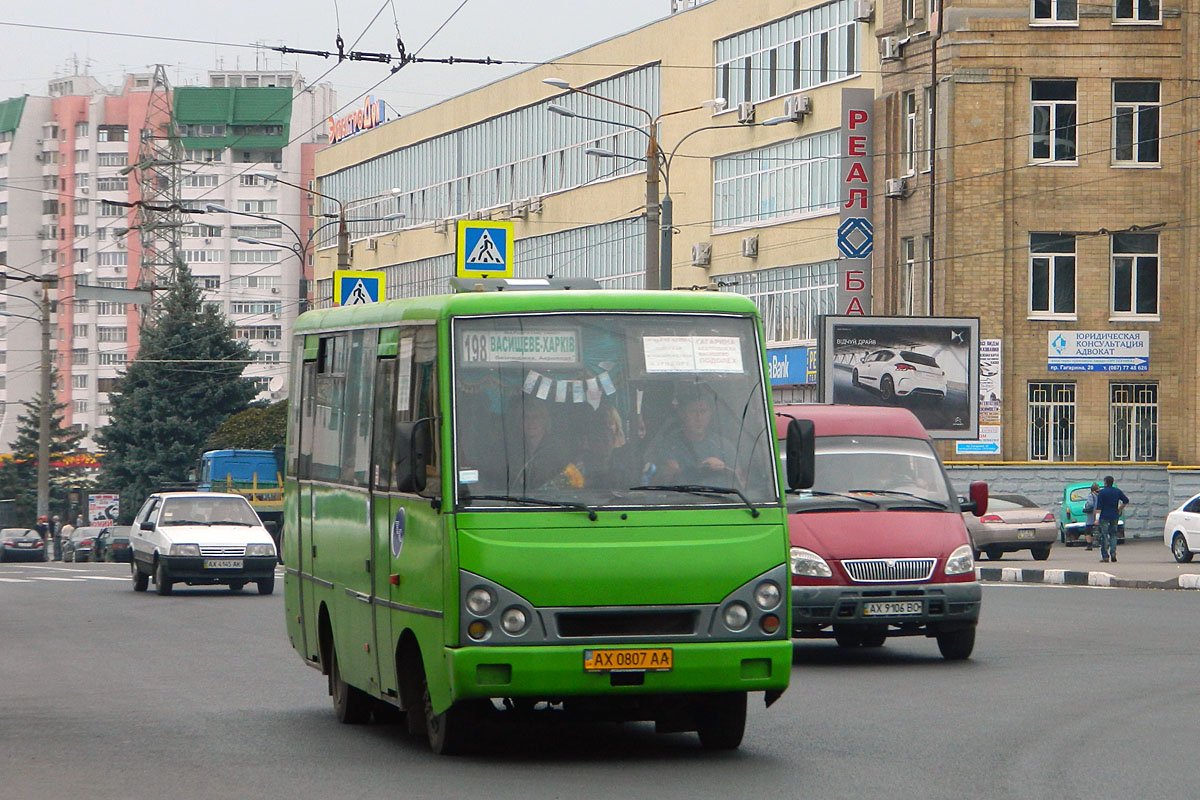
131,561,149,592
154,560,173,596
330,648,372,724
861,631,887,648
257,575,275,595
1172,533,1193,563
879,375,896,402
423,678,476,755
1031,545,1051,561
936,627,976,660
833,627,863,648
696,692,746,750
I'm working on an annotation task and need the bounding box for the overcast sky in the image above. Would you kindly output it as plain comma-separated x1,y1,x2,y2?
1,0,669,119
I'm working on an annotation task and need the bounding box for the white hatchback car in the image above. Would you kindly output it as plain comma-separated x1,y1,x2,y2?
851,348,947,402
1164,493,1200,563
129,492,278,595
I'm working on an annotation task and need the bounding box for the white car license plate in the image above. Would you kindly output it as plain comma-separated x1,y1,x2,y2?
863,600,923,616
203,559,243,569
1017,528,1035,539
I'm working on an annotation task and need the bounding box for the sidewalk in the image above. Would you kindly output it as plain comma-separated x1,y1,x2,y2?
975,537,1200,590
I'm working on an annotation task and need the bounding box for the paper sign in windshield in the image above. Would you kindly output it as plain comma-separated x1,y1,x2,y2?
460,331,579,364
643,336,744,373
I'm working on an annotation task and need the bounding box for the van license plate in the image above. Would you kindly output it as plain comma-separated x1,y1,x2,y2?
583,648,673,672
863,601,922,616
204,559,243,569
1017,529,1035,539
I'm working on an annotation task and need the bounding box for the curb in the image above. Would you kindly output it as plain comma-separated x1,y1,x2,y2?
977,566,1200,590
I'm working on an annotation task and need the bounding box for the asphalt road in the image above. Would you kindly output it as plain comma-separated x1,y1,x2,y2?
2,561,1198,799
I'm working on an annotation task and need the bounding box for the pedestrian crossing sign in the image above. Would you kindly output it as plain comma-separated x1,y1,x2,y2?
333,270,386,306
456,220,514,278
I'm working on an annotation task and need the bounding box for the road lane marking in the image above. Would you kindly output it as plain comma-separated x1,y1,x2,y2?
0,577,33,583
30,577,88,582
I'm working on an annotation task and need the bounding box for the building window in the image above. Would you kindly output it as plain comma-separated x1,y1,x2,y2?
229,275,279,290
75,122,90,138
196,275,222,290
1114,0,1160,21
96,302,128,316
1111,232,1158,316
1110,383,1157,461
179,249,222,264
74,199,89,215
720,261,838,344
1029,382,1076,461
96,176,129,192
235,325,283,341
74,149,89,163
901,237,929,316
98,377,119,393
75,173,89,189
98,327,127,342
73,400,88,413
72,349,88,365
237,200,277,214
923,86,934,172
1031,80,1077,162
97,152,128,167
230,250,279,264
231,301,282,314
97,125,128,142
1032,0,1077,21
74,224,89,238
185,148,224,163
98,201,126,218
98,252,128,267
1030,233,1076,315
230,224,283,240
902,91,917,176
74,248,89,263
713,131,839,229
182,174,220,188
72,374,88,389
98,352,127,366
1113,81,1160,164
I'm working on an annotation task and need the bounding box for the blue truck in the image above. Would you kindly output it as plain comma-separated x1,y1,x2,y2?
198,449,284,544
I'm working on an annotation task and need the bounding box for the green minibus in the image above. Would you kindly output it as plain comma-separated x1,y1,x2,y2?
283,280,801,753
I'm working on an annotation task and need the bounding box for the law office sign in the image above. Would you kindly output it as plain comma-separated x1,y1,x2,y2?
1047,330,1149,372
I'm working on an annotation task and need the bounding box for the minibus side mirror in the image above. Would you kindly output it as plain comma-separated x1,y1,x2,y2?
961,480,989,516
785,417,815,491
395,417,434,494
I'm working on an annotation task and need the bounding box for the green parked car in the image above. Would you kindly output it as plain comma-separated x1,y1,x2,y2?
1059,481,1125,545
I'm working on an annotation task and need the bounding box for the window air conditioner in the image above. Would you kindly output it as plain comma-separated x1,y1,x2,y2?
884,177,907,198
114,265,125,273
271,313,280,319
781,95,813,122
526,196,544,214
880,36,902,62
854,0,875,22
270,287,280,294
79,186,89,193
736,102,756,124
433,219,448,234
691,242,712,267
273,163,283,170
204,237,212,244
741,234,759,258
507,200,529,219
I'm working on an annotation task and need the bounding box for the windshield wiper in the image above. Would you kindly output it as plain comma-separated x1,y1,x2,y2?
161,519,210,526
786,489,880,509
847,489,949,510
630,484,761,518
462,493,598,521
212,521,255,526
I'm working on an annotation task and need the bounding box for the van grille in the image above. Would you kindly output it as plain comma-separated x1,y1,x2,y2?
199,545,246,558
842,558,936,583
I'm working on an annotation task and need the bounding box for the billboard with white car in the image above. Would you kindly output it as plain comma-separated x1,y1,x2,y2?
820,316,980,439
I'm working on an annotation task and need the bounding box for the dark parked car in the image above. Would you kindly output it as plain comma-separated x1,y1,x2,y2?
63,526,102,562
1,528,47,562
93,526,133,562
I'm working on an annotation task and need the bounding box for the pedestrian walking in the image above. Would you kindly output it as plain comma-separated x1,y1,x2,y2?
1083,482,1100,551
58,517,75,562
50,515,64,561
1095,475,1129,564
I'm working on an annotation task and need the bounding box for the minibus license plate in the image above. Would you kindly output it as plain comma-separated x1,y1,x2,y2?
1017,528,1035,539
204,559,243,569
863,601,922,616
583,648,673,673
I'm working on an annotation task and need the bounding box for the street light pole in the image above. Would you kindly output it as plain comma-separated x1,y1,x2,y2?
252,174,351,307
0,278,54,523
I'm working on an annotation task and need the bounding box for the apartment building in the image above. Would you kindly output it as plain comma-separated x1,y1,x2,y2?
312,0,881,404
873,0,1199,464
0,69,335,452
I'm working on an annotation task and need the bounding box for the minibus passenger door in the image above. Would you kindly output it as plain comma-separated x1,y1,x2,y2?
297,358,319,662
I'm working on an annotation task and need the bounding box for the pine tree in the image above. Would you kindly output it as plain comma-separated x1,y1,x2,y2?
95,264,257,523
0,369,94,524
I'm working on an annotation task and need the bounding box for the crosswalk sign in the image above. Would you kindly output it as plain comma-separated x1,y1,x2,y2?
333,270,386,306
456,220,514,278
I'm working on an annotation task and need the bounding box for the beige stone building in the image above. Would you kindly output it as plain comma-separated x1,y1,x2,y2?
874,0,1198,464
313,0,881,403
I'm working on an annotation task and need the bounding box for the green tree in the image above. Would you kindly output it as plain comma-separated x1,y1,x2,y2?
0,371,95,524
96,265,257,523
205,400,288,451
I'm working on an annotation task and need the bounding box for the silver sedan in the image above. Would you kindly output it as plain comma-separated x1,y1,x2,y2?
964,493,1058,561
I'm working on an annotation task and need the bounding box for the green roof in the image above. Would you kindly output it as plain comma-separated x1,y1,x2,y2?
0,96,28,135
173,87,291,149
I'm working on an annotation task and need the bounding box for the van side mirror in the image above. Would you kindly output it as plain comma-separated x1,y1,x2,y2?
395,417,435,494
961,481,989,516
139,520,155,531
785,417,815,491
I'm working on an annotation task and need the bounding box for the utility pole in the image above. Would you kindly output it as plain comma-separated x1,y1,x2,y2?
644,125,661,291
36,283,51,524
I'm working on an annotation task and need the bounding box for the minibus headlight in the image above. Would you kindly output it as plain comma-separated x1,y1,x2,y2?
500,606,529,635
723,602,750,631
466,587,496,616
168,544,200,557
245,544,275,557
790,547,832,578
945,544,975,575
753,580,782,610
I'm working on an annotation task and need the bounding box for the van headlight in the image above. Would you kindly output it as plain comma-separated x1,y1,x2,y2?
753,580,782,610
168,544,200,557
945,544,975,575
722,602,751,631
245,544,275,557
790,547,833,578
465,587,496,616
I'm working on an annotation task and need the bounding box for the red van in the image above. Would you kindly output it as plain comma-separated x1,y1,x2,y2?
777,404,988,660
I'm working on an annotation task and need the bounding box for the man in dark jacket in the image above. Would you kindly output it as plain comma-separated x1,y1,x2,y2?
1095,476,1129,564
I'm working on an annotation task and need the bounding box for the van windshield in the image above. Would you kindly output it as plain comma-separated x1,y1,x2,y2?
791,435,954,507
452,312,778,511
